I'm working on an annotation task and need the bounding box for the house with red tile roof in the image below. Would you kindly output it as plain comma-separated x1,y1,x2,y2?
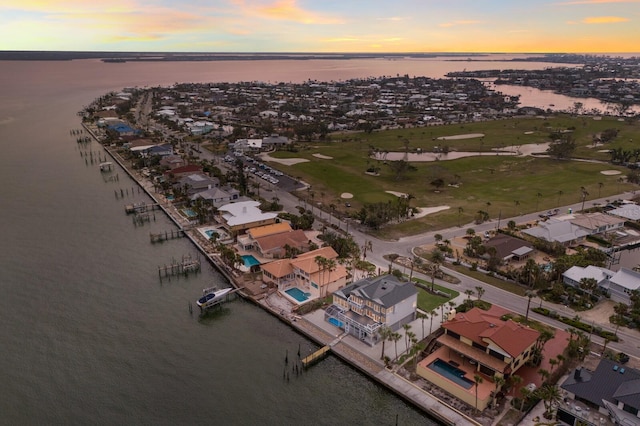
417,306,540,411
260,247,348,301
237,222,310,259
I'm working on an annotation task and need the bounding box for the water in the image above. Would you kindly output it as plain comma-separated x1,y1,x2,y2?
241,254,261,267
1,57,453,426
285,287,311,303
1,55,633,425
428,359,474,390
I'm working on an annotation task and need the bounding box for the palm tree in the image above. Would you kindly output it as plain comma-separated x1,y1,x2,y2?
465,289,475,301
378,326,393,360
524,290,536,323
323,258,337,298
475,286,485,301
458,206,464,227
314,255,327,296
537,384,562,419
474,374,484,413
392,332,402,361
492,374,506,409
416,312,427,339
429,310,438,334
402,323,412,353
536,192,543,211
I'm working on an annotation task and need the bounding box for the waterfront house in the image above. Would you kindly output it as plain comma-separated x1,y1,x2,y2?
164,164,203,178
175,173,220,196
416,306,539,411
217,200,278,236
608,203,640,222
190,185,240,208
571,212,625,235
237,222,309,259
260,246,347,301
324,274,418,346
561,359,640,426
522,218,589,247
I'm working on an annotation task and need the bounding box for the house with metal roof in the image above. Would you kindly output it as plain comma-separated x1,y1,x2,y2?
217,200,278,235
561,359,640,426
563,266,640,304
324,274,417,346
571,212,625,235
522,218,589,247
608,203,640,221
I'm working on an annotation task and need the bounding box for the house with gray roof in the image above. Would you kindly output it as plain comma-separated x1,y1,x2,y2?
608,204,640,221
563,266,640,304
561,359,640,426
606,268,640,304
522,218,589,247
325,274,417,346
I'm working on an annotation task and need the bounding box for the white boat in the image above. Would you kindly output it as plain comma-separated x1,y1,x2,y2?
196,287,233,309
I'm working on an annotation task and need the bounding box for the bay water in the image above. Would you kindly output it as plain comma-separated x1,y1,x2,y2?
0,55,633,425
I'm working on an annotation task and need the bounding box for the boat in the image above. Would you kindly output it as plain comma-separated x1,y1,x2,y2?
196,287,233,309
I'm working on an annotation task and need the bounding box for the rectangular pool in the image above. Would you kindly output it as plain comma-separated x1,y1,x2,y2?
285,287,310,303
428,359,474,389
242,254,260,267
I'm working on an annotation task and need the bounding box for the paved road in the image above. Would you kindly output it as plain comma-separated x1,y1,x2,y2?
185,138,640,359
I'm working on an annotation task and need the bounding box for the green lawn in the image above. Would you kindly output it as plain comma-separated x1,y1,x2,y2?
412,277,460,312
267,115,639,238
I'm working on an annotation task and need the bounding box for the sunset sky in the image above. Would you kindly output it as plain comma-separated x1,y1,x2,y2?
2,0,639,53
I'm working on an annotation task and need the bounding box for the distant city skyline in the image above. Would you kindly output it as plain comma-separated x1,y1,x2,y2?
2,0,640,53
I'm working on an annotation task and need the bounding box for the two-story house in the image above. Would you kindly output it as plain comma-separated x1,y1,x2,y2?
417,307,539,411
324,275,417,346
561,359,640,426
260,247,348,302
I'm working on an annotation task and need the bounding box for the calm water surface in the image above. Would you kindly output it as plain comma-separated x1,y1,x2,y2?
1,56,635,425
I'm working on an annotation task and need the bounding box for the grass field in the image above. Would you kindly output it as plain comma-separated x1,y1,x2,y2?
267,115,639,238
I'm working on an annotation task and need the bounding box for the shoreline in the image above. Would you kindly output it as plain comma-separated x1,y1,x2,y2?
82,122,475,425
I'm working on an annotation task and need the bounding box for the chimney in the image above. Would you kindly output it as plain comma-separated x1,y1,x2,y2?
574,368,581,380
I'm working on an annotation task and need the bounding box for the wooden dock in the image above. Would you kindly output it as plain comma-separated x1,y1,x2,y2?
125,202,160,214
150,229,184,243
158,254,201,278
301,346,331,368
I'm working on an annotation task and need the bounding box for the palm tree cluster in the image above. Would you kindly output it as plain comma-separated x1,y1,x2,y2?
313,255,337,299
354,196,416,229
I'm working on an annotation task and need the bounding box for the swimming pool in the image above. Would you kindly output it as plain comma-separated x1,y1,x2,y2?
242,254,260,267
205,229,219,239
285,287,310,303
328,317,344,328
182,208,197,218
428,359,474,389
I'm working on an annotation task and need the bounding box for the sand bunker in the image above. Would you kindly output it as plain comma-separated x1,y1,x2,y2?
341,193,354,199
437,133,485,140
259,153,309,166
375,142,550,162
312,153,333,160
601,170,622,175
413,206,451,219
386,191,408,198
